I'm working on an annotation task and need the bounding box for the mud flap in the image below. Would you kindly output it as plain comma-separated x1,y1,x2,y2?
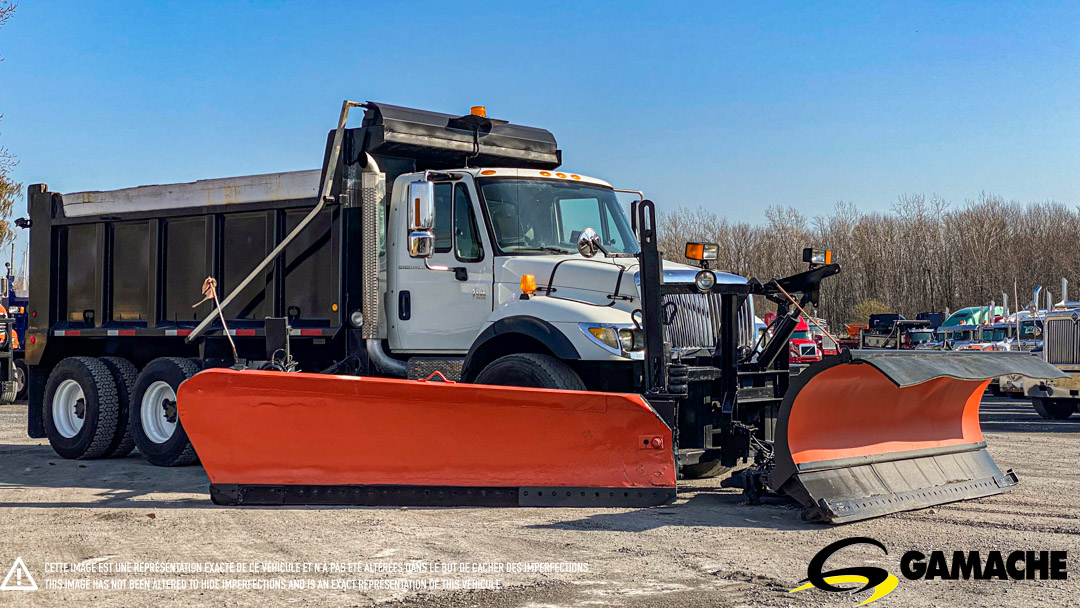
769,351,1066,524
177,369,676,507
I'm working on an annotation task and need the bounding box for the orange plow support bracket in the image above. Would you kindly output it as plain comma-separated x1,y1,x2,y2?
177,369,677,507
770,351,1066,523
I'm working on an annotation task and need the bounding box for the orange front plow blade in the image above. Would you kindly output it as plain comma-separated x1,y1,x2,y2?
177,369,676,507
770,351,1066,523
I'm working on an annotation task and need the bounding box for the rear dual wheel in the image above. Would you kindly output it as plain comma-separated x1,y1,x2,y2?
43,356,140,460
131,357,201,466
43,357,121,459
1032,397,1077,420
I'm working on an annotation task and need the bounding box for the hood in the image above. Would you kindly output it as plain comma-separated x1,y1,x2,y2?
496,255,746,301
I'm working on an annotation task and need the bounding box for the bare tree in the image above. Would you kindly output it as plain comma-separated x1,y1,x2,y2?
658,193,1080,330
0,2,19,248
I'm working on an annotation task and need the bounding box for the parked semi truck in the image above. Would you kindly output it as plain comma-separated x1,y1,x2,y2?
20,101,1064,522
1022,309,1080,419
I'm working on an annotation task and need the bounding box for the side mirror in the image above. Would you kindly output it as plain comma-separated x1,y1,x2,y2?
407,181,436,259
408,181,436,231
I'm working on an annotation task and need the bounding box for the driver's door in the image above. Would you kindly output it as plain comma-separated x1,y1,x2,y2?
390,180,494,353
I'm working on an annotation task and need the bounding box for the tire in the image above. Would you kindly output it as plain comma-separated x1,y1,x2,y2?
680,460,734,479
1032,397,1077,420
989,384,1003,397
42,357,120,459
14,358,27,400
130,357,202,466
473,353,586,390
99,357,139,458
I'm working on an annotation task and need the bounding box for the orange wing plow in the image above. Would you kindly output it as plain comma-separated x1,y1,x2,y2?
769,351,1066,523
177,369,676,507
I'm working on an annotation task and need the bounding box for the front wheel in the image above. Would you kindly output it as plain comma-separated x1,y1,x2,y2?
680,460,735,479
1032,397,1076,420
131,358,202,466
474,353,586,390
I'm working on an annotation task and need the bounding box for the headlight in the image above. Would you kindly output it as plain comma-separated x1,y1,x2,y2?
585,325,620,350
694,270,716,293
618,328,645,352
579,323,644,358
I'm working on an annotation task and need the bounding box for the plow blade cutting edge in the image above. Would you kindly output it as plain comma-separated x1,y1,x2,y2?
770,351,1066,524
177,369,677,507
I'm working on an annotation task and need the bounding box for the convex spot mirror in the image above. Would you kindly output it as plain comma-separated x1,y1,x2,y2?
408,181,436,258
577,227,602,258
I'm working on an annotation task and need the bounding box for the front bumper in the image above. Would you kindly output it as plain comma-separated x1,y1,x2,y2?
1023,366,1080,400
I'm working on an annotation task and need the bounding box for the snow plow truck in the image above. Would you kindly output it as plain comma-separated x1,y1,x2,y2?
20,101,1065,523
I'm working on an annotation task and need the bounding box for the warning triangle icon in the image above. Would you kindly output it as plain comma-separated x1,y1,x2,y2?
0,557,38,591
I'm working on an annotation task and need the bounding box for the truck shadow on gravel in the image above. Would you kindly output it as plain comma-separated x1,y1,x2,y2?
0,443,215,509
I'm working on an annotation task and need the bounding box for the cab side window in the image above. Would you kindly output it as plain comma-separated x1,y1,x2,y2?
433,183,453,253
453,183,483,262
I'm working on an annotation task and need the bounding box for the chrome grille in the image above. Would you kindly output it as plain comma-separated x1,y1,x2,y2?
661,292,756,351
799,343,817,357
1045,317,1080,364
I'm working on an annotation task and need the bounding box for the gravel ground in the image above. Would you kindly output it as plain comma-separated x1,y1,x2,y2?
0,397,1076,607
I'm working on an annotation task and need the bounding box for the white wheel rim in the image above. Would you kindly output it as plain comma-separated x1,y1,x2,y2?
14,366,25,393
141,380,178,444
51,379,86,438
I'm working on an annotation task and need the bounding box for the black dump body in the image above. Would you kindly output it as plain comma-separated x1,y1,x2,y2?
22,102,561,438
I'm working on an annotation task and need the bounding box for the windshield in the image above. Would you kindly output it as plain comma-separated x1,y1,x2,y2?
478,178,640,255
791,330,812,341
988,328,1006,341
910,331,933,344
954,330,972,341
1020,320,1041,337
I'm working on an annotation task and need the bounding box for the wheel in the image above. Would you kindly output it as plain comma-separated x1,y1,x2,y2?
42,357,120,459
14,358,26,400
1032,397,1076,420
680,460,734,479
989,383,1003,397
99,357,139,458
130,357,201,466
473,353,586,390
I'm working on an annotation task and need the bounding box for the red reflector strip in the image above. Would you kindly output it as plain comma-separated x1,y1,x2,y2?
106,329,137,336
299,329,322,336
55,330,81,337
234,329,256,336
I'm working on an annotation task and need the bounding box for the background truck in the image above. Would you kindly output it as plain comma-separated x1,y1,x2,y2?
1023,309,1080,419
1,255,28,399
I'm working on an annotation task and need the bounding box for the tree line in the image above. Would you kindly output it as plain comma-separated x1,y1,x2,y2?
657,193,1080,331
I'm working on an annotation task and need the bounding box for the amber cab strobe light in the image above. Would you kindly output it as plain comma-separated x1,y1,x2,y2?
520,274,537,296
470,105,487,117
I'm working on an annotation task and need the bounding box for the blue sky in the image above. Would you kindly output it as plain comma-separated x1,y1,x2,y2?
1,1,1078,237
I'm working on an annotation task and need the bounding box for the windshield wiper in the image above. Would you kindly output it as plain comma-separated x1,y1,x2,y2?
510,246,572,254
